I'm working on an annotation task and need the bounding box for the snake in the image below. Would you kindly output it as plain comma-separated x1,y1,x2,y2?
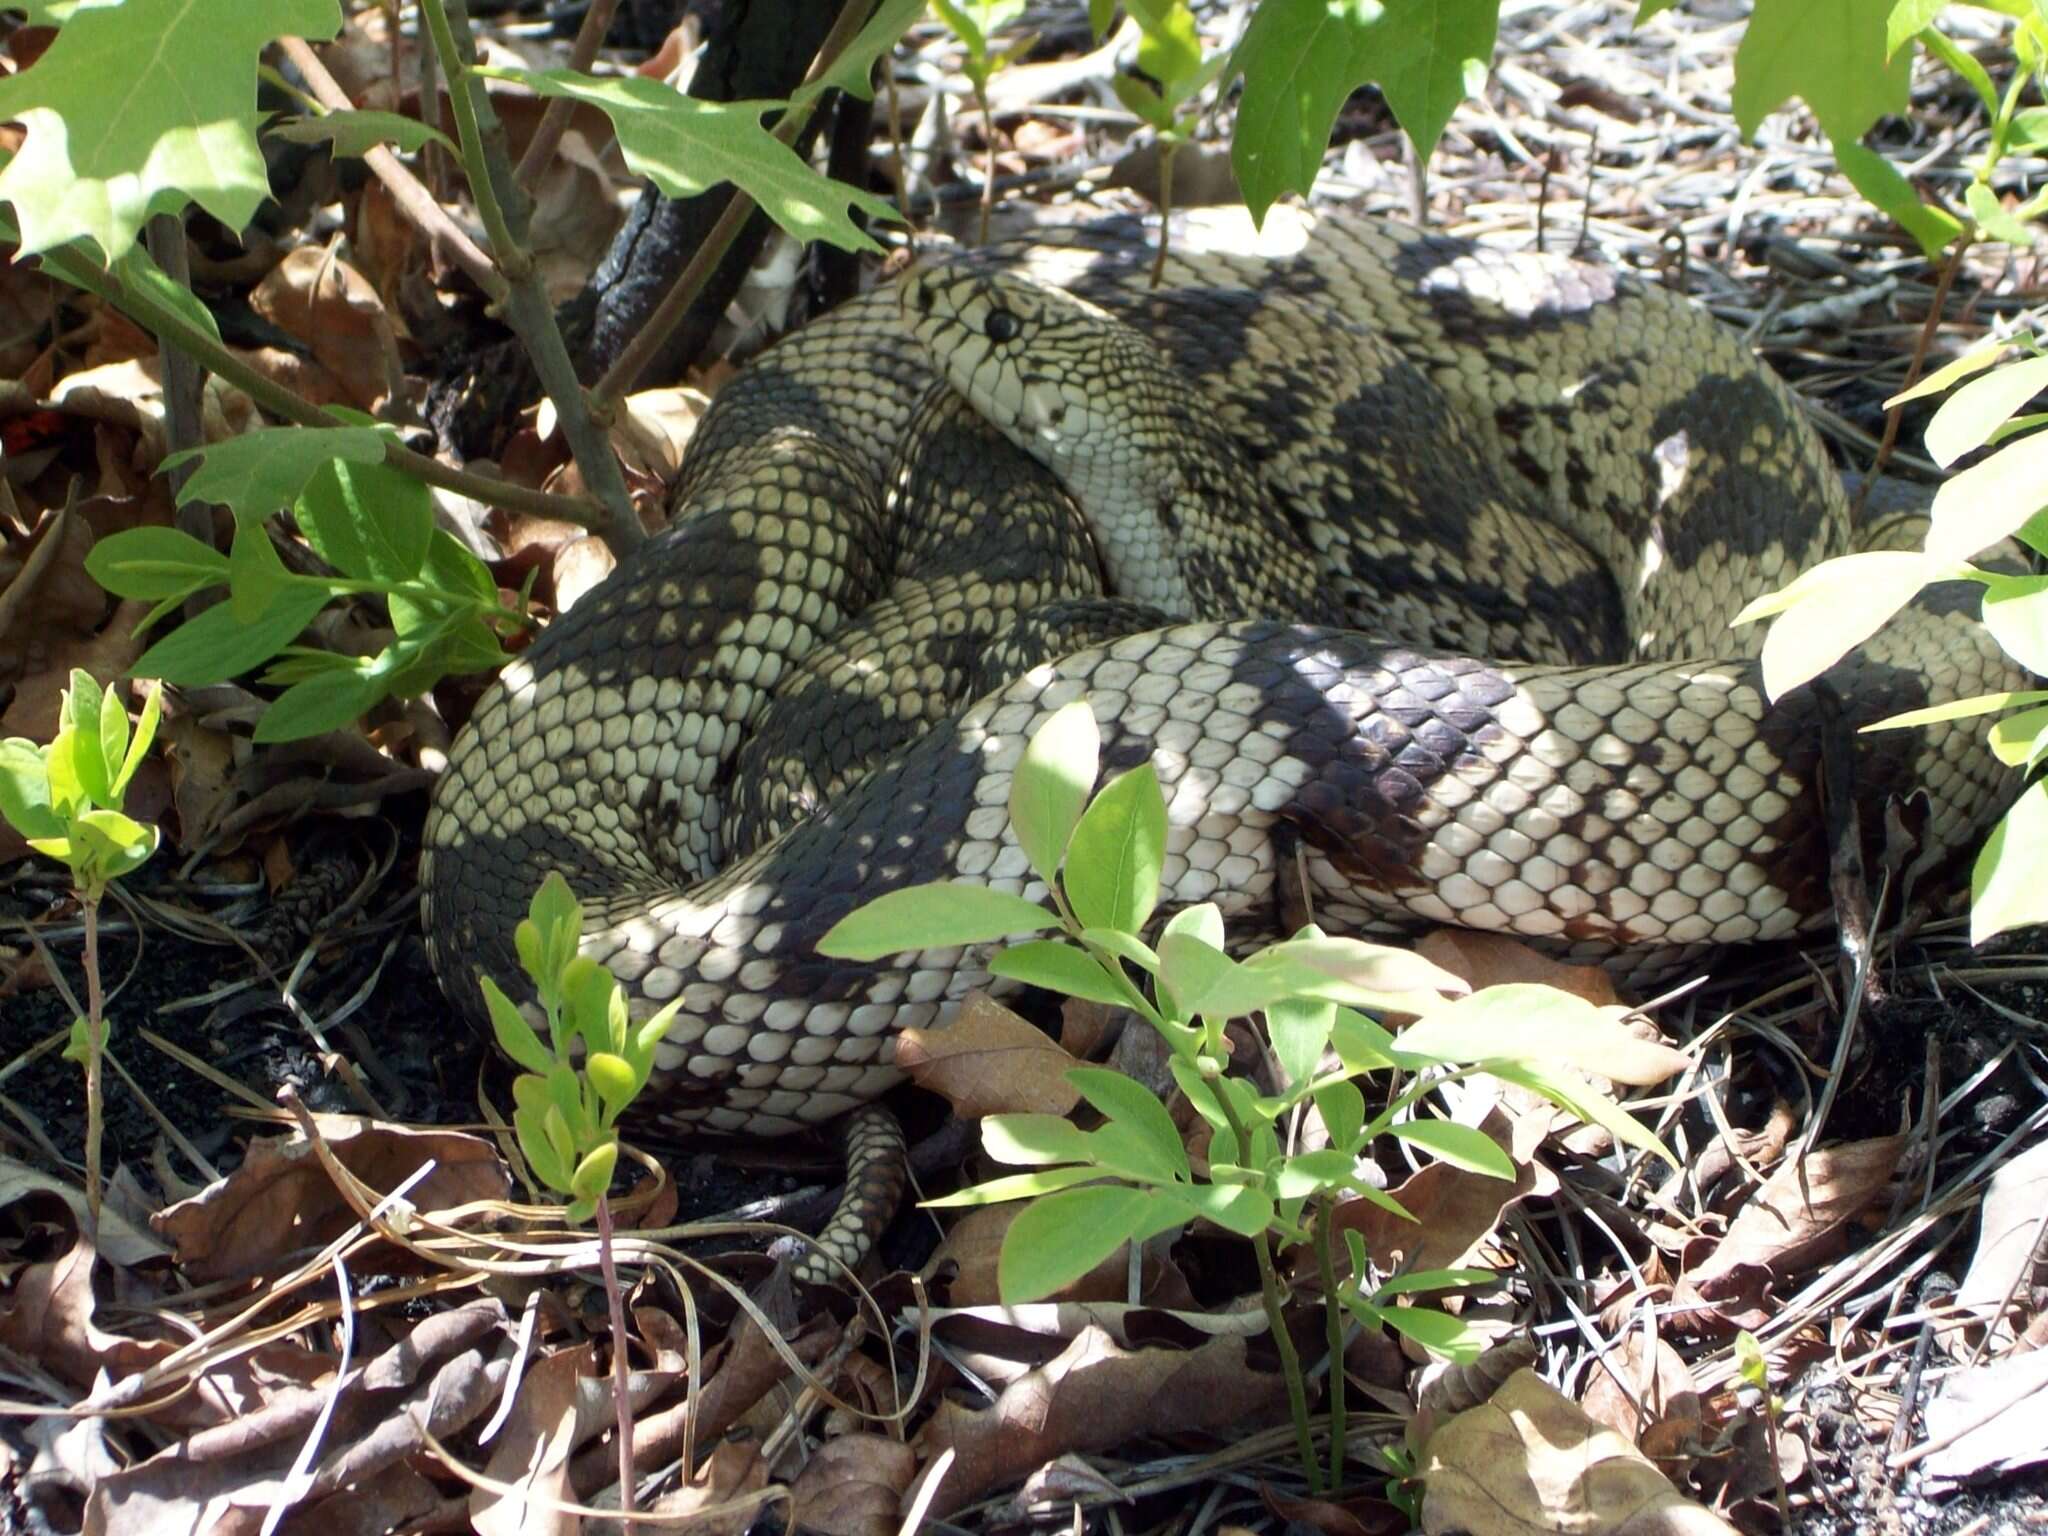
420,212,2019,1252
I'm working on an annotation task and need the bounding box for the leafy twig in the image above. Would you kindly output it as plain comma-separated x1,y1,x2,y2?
420,0,647,553
591,0,878,406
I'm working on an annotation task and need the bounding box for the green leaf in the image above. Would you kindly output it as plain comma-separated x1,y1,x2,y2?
1376,1302,1484,1360
84,525,231,601
1080,926,1161,973
990,940,1135,1007
1740,549,1941,700
1314,1080,1365,1150
43,727,85,820
1111,72,1176,133
1968,182,2037,246
131,580,331,687
1009,699,1098,889
294,454,433,584
1980,575,2048,675
1159,931,1282,1019
1274,1147,1360,1198
530,870,585,974
172,427,391,526
569,1139,618,1210
1489,1060,1676,1168
1889,339,2010,408
251,667,386,742
793,0,928,103
515,1100,571,1191
1331,1006,1408,1072
930,0,988,60
1988,703,2048,768
227,518,295,623
997,1184,1191,1302
1266,993,1335,1091
1242,931,1468,1013
1926,357,2048,467
61,671,112,806
1875,692,2048,733
1127,0,1204,87
70,805,158,886
1160,902,1223,948
1063,761,1168,934
94,678,129,807
586,1052,638,1124
111,678,157,803
1389,1119,1516,1178
921,1164,1109,1206
814,881,1055,958
481,975,556,1075
112,238,224,348
982,1112,1097,1167
1371,1266,1497,1299
1972,779,2048,943
1070,1066,1189,1183
0,0,344,259
1831,138,1964,258
483,70,896,252
1178,1181,1275,1236
0,740,62,841
1229,0,1501,222
1887,0,1947,58
268,108,455,158
1731,0,1911,141
1399,985,1685,1085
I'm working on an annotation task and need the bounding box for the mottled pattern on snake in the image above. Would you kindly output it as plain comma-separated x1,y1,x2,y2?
422,214,2020,1135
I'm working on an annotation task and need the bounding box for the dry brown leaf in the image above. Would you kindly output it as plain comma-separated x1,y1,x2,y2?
474,1341,590,1536
1417,931,1623,1006
1579,1331,1701,1449
1263,1482,1411,1536
897,992,1081,1119
1421,1369,1737,1535
787,1434,917,1536
552,534,617,614
1919,1345,2048,1491
87,1301,508,1536
1671,1136,1904,1332
1955,1134,2048,1344
249,246,399,411
613,386,710,484
153,1117,514,1284
912,1324,1291,1514
645,1438,772,1531
0,1157,166,1267
1332,1140,1556,1277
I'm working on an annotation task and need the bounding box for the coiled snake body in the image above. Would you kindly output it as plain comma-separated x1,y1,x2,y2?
423,214,2018,1137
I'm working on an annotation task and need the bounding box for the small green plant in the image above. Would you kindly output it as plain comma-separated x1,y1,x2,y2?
819,700,1679,1492
476,869,682,1516
1098,0,1228,272
1733,4,2048,946
1738,340,2048,946
0,669,163,1231
926,0,1035,243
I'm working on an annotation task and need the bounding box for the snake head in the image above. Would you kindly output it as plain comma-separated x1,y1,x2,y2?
897,260,1114,455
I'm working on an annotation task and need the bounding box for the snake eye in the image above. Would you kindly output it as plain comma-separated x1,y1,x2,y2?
984,308,1021,343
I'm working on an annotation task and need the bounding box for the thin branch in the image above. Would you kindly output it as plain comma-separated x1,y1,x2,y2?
420,0,648,552
33,244,608,530
515,0,623,190
277,36,506,303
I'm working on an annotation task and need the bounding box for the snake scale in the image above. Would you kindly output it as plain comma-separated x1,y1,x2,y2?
421,212,2019,1141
